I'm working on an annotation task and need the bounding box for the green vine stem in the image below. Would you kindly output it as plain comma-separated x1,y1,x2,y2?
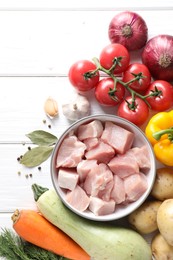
85,56,160,108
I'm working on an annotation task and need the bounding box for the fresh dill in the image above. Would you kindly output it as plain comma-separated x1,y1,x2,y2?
0,228,69,260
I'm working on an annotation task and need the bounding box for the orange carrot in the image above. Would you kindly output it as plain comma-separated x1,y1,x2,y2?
11,209,90,260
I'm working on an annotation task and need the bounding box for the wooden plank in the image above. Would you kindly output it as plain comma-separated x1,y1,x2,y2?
0,0,173,11
0,77,119,142
0,213,13,230
0,2,172,252
0,143,53,212
0,10,171,76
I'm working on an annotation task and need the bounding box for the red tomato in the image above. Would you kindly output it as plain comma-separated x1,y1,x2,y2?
145,80,173,111
117,96,149,126
123,63,151,93
99,43,130,74
95,78,125,106
68,60,100,92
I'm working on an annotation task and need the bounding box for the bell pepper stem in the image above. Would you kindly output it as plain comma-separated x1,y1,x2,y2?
153,128,173,141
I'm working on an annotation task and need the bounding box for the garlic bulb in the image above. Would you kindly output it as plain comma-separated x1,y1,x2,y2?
62,94,90,121
44,97,58,118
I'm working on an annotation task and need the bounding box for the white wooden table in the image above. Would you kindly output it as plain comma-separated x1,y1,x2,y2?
0,0,173,254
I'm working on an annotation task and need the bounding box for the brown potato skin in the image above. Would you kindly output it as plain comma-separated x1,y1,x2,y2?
151,232,173,260
151,167,173,201
157,199,173,246
128,200,162,234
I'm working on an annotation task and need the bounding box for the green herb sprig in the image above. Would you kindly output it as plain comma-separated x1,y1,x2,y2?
0,228,68,260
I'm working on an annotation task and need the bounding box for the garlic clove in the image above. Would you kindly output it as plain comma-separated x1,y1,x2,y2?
44,97,58,118
62,94,90,121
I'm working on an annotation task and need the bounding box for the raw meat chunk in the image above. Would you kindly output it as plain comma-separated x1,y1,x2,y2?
83,163,114,201
111,175,125,204
89,197,116,216
101,121,134,154
58,168,79,190
56,135,86,168
108,154,139,178
77,120,103,140
66,185,90,212
56,119,150,217
83,137,99,151
128,146,151,170
124,172,148,202
77,159,98,183
85,140,115,164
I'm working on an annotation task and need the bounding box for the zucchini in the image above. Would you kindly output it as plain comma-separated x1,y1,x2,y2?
32,184,152,260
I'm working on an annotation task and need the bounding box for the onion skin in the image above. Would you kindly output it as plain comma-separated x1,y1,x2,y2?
142,35,173,81
108,11,148,51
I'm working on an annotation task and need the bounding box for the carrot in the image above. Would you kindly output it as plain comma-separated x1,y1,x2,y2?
11,209,90,260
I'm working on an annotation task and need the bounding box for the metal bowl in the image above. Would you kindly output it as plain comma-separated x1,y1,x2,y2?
50,114,156,221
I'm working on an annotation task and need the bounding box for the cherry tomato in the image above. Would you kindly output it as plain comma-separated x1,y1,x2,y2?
117,96,149,126
68,60,100,92
99,43,130,74
145,80,173,111
123,63,151,93
95,78,125,106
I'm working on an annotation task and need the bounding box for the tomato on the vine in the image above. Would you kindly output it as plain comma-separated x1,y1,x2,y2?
68,60,100,92
145,80,173,111
123,63,151,93
117,96,149,126
95,78,125,106
99,43,130,74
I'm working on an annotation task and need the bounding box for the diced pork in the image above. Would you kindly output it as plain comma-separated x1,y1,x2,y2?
85,140,115,164
55,119,150,217
66,185,90,212
89,196,116,216
108,154,139,178
101,121,134,154
83,163,114,201
83,137,99,151
77,120,103,140
124,172,148,202
58,168,79,190
127,146,151,170
77,159,98,183
56,135,86,168
111,175,125,204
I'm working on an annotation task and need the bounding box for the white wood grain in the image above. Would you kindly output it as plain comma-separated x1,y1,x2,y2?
0,77,117,142
0,0,173,10
0,143,53,211
0,2,172,257
0,10,171,76
0,214,13,230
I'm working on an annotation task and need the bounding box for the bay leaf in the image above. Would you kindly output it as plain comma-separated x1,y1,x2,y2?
20,146,54,167
26,130,58,146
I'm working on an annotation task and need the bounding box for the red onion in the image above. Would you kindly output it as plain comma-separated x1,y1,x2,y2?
108,11,148,51
142,35,173,81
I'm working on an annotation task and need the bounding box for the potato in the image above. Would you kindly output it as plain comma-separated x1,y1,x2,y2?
151,167,173,201
128,200,162,234
157,199,173,246
151,232,173,260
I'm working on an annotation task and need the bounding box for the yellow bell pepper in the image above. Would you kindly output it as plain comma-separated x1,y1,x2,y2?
145,110,173,166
